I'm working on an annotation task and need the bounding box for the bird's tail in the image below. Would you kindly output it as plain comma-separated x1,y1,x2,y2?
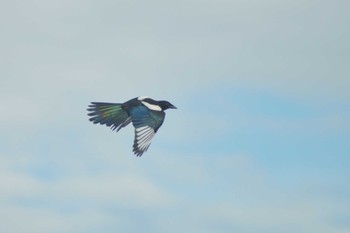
87,102,131,131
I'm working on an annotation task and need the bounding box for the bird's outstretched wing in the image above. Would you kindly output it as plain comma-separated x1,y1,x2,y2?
87,102,131,131
129,106,165,156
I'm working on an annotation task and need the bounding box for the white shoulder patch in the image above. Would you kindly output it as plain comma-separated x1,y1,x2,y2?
142,101,162,111
137,96,149,101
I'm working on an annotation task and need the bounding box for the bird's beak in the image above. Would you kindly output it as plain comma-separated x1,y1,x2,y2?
170,105,177,109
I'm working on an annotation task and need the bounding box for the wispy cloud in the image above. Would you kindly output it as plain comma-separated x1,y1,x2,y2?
1,0,350,232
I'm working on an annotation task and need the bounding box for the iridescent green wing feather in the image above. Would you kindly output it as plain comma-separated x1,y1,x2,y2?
87,102,131,131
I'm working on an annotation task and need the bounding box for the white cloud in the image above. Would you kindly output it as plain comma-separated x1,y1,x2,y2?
1,146,349,233
0,205,123,233
0,173,172,208
1,0,349,101
1,0,349,232
51,174,175,207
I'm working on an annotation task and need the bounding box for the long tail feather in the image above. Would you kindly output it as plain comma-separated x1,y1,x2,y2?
87,102,131,131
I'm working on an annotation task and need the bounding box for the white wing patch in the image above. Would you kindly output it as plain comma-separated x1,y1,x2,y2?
133,126,156,156
137,96,149,101
141,101,162,111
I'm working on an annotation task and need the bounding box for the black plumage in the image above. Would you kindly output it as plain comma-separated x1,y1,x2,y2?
87,96,176,156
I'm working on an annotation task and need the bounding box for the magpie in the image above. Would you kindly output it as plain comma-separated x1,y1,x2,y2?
87,96,176,156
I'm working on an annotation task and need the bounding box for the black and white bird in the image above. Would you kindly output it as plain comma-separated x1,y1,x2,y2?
87,96,176,156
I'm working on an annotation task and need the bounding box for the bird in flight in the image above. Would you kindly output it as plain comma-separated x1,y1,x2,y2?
87,96,176,156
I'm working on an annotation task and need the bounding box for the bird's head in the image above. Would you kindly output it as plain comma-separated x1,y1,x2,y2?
159,101,177,110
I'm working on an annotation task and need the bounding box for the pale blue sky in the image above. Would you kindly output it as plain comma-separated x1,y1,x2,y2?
1,0,350,233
